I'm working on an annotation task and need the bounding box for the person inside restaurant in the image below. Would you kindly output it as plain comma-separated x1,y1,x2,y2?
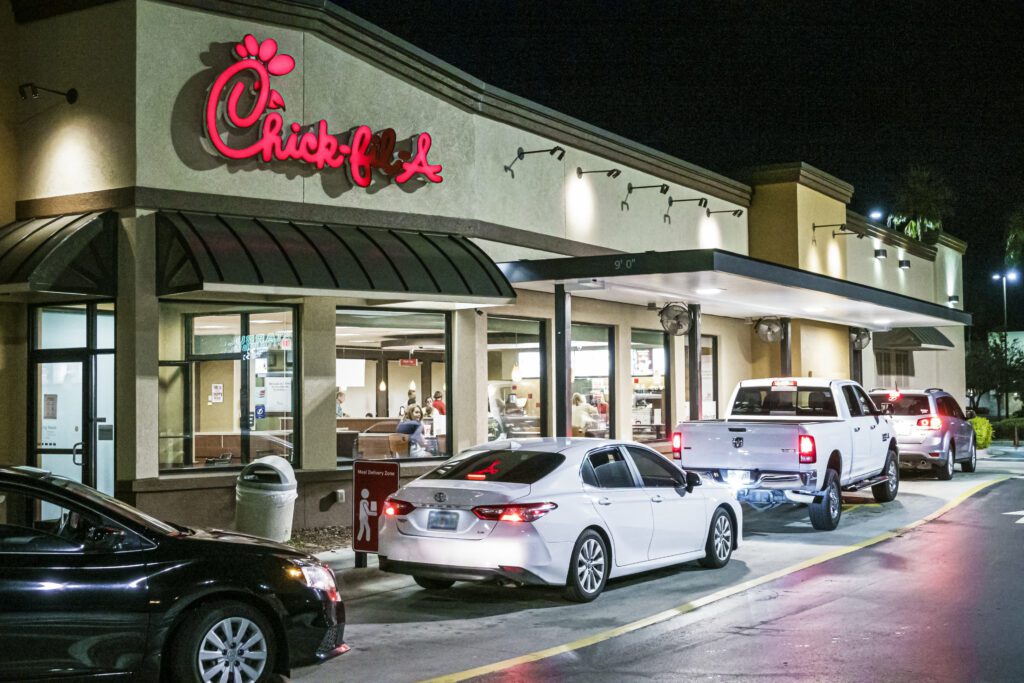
396,405,428,456
432,390,446,415
571,392,600,437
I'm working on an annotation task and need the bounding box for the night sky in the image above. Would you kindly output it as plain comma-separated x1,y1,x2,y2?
335,1,1024,333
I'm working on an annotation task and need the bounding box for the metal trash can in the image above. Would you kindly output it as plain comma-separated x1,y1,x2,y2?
234,455,298,542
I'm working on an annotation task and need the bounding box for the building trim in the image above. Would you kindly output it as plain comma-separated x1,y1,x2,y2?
935,232,968,254
845,211,937,261
747,162,855,204
16,186,620,258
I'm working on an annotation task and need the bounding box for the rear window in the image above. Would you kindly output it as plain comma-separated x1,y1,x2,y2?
421,450,565,484
870,393,931,416
732,386,837,417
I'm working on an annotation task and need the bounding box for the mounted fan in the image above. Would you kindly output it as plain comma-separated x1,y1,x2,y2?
659,303,690,336
850,327,872,350
754,317,784,343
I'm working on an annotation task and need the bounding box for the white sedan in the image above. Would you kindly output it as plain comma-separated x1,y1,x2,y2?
378,438,742,601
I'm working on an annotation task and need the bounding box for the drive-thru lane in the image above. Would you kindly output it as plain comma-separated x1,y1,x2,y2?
470,473,1024,682
294,462,1022,682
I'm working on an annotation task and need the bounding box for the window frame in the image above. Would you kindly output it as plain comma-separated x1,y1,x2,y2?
629,328,672,443
485,315,549,441
581,447,639,489
624,446,686,488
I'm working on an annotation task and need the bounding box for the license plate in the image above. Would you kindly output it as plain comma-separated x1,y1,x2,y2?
427,510,459,531
726,470,750,484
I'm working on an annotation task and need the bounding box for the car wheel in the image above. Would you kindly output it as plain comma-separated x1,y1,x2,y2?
698,508,734,568
170,601,275,683
937,444,955,481
563,530,608,602
809,469,842,531
413,576,455,590
961,438,978,473
872,450,899,503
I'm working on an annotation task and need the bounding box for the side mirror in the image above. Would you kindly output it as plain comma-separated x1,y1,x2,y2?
966,409,976,420
685,470,702,493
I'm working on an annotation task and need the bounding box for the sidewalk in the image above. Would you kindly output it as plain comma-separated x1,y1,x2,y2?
986,442,1024,459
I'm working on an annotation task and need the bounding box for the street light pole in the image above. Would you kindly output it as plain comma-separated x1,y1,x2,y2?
993,271,1019,418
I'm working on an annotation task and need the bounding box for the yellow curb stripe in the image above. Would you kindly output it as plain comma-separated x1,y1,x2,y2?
421,476,1009,683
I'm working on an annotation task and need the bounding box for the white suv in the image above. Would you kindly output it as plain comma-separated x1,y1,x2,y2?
869,389,977,480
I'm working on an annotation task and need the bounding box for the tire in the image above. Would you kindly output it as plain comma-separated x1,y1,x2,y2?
872,450,900,503
170,601,276,683
563,530,608,602
961,438,978,473
936,443,955,481
698,508,734,569
413,576,455,590
809,469,842,531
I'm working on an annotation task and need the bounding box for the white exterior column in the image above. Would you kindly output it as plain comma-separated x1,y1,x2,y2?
613,324,632,439
452,309,487,452
300,298,337,471
669,334,687,426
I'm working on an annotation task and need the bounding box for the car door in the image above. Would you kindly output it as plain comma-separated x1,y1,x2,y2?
840,384,873,479
624,447,706,559
854,386,890,465
942,396,971,454
0,483,152,679
582,447,653,567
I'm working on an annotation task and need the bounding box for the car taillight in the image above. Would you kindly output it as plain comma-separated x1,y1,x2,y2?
384,497,416,516
472,502,558,523
671,431,682,459
798,434,816,464
917,416,942,430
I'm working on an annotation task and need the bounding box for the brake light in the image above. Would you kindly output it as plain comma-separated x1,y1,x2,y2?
798,435,816,464
917,416,942,430
383,497,416,517
772,380,798,387
671,431,682,459
472,502,558,523
887,391,901,402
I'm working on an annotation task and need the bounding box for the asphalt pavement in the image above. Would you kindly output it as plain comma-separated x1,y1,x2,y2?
295,458,1024,683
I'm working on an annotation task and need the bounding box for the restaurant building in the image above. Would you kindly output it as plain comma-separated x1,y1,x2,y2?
0,0,969,529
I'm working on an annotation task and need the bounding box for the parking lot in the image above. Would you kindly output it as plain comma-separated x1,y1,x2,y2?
295,457,1024,682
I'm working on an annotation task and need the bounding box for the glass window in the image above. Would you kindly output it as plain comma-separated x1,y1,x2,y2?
841,385,862,416
585,449,636,489
96,303,116,349
854,387,877,415
684,336,718,419
732,386,838,417
631,329,668,442
158,303,296,470
421,450,564,484
335,309,450,462
35,304,88,349
572,323,613,438
487,317,545,442
870,393,931,416
626,446,685,488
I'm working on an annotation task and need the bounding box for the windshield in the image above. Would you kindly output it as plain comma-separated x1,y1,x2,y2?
870,393,932,416
421,450,565,484
54,478,180,536
732,386,838,417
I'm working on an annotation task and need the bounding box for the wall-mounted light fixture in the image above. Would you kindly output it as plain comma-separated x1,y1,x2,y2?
947,295,960,307
662,196,709,223
706,208,744,218
898,259,911,270
503,145,565,178
621,182,669,211
18,82,78,105
810,222,846,245
576,167,621,179
874,248,888,260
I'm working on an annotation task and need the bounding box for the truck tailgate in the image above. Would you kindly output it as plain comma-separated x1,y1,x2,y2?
679,421,805,472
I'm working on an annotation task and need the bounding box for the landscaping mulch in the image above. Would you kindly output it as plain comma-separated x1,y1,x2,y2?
287,525,353,554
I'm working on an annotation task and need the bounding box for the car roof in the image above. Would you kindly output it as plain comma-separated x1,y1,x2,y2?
738,377,836,388
0,465,54,482
468,437,648,457
868,389,944,397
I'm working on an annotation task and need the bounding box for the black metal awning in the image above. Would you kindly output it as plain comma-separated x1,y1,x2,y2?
0,212,117,298
156,211,515,304
873,327,955,351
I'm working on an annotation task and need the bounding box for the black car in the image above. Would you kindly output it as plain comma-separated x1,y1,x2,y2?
0,466,346,681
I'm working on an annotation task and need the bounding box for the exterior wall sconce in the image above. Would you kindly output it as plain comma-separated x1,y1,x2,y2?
663,195,708,223
503,145,565,178
621,182,669,211
874,248,888,259
18,82,78,104
706,208,744,218
811,222,847,245
576,167,621,179
947,295,960,307
899,259,911,270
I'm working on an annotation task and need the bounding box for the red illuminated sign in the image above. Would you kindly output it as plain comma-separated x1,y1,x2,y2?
205,34,443,187
353,461,401,554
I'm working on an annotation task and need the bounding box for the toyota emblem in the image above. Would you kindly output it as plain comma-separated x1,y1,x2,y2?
433,492,447,503
732,437,744,449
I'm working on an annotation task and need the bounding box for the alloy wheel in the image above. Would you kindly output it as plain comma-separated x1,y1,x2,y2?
947,451,955,477
197,616,268,683
576,538,606,595
713,514,732,561
887,460,898,493
829,481,840,520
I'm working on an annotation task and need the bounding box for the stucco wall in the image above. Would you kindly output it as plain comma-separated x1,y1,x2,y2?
796,184,848,280
0,1,15,224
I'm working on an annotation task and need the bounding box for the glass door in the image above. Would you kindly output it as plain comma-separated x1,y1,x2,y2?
35,358,87,487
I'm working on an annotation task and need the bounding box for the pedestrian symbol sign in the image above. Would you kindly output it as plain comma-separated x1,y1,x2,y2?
352,461,400,553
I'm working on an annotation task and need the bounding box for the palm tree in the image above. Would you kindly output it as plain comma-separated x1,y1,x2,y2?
1005,206,1024,268
886,166,956,241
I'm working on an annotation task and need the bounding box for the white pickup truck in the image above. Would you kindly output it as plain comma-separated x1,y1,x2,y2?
672,377,899,530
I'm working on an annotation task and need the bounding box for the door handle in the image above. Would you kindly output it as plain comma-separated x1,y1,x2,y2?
870,424,877,430
598,497,612,506
72,442,83,466
853,426,861,432
651,494,664,503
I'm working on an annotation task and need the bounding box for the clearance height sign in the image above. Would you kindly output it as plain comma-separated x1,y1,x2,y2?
352,461,400,554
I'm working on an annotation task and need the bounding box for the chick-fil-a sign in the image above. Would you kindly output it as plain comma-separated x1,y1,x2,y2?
204,34,443,187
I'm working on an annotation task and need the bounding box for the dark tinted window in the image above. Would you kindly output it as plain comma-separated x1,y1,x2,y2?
854,387,877,415
946,397,965,419
627,447,685,488
733,386,837,417
870,393,932,416
422,450,565,484
586,449,637,489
